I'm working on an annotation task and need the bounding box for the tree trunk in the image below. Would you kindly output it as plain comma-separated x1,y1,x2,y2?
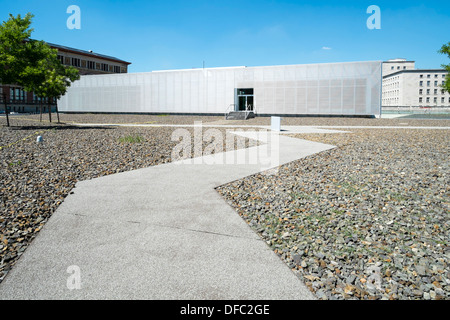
39,100,43,122
2,93,10,127
55,98,60,123
48,100,52,123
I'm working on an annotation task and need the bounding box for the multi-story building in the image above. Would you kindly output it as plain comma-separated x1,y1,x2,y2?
382,60,449,108
382,58,416,77
0,42,131,113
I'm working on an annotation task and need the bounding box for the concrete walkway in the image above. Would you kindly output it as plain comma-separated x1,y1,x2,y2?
0,128,337,300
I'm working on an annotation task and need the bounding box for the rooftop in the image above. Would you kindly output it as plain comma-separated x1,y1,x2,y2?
383,59,415,63
45,41,131,65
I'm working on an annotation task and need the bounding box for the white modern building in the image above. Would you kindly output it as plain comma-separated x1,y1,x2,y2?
382,68,450,108
58,61,383,117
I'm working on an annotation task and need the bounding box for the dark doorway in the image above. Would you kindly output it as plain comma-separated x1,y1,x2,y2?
236,88,254,111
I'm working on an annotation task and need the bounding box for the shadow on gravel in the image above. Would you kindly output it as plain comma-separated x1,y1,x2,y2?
9,125,117,131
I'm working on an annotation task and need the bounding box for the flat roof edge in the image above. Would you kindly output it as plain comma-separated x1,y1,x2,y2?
383,60,415,63
86,60,383,77
383,69,447,78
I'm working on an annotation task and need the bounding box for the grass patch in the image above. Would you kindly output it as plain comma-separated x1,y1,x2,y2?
8,160,22,167
383,190,408,202
118,135,145,144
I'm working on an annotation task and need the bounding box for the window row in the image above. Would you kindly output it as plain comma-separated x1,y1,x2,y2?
390,66,407,70
419,97,450,103
2,87,55,103
419,89,448,95
419,74,446,79
383,83,399,89
9,87,26,102
384,75,399,82
57,55,123,73
384,90,399,97
419,81,446,87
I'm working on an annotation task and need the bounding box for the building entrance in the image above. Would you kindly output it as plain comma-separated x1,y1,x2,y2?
236,88,254,111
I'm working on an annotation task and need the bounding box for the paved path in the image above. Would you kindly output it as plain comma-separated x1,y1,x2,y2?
0,128,337,300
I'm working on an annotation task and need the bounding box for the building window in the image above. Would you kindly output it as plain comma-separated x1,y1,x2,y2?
419,89,423,95
101,63,109,71
442,97,445,103
427,89,430,95
427,75,431,78
434,81,438,86
391,66,394,70
88,61,95,70
434,89,438,95
443,81,446,86
427,81,431,87
72,58,81,67
57,55,64,64
114,66,121,73
419,81,423,87
33,93,42,103
426,97,430,103
10,87,26,102
434,97,437,103
419,97,423,103
420,74,423,78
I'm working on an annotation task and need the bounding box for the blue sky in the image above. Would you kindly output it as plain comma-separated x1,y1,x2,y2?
1,0,449,73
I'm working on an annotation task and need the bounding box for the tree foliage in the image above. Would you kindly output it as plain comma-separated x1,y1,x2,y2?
0,13,79,126
0,13,34,126
438,42,450,93
0,13,34,85
22,39,80,101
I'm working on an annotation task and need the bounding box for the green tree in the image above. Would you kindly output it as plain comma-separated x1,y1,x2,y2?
0,13,34,127
21,39,79,123
0,13,79,126
438,42,450,93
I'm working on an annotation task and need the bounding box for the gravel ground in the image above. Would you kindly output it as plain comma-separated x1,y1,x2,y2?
6,113,226,125
7,113,450,127
1,114,449,300
0,117,258,283
217,128,449,300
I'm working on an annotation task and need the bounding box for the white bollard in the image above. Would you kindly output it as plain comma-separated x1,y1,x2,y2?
36,136,43,143
271,116,281,132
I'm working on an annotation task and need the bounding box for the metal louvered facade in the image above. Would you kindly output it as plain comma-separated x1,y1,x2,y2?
58,61,382,116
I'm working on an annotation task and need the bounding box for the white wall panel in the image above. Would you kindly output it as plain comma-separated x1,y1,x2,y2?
59,61,382,116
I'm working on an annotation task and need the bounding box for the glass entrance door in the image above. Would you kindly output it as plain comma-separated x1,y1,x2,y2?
236,88,254,111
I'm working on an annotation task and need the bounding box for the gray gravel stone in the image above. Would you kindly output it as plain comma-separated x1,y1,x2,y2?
217,127,450,300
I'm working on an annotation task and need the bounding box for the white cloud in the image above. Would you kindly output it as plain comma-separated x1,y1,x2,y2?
322,46,332,50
